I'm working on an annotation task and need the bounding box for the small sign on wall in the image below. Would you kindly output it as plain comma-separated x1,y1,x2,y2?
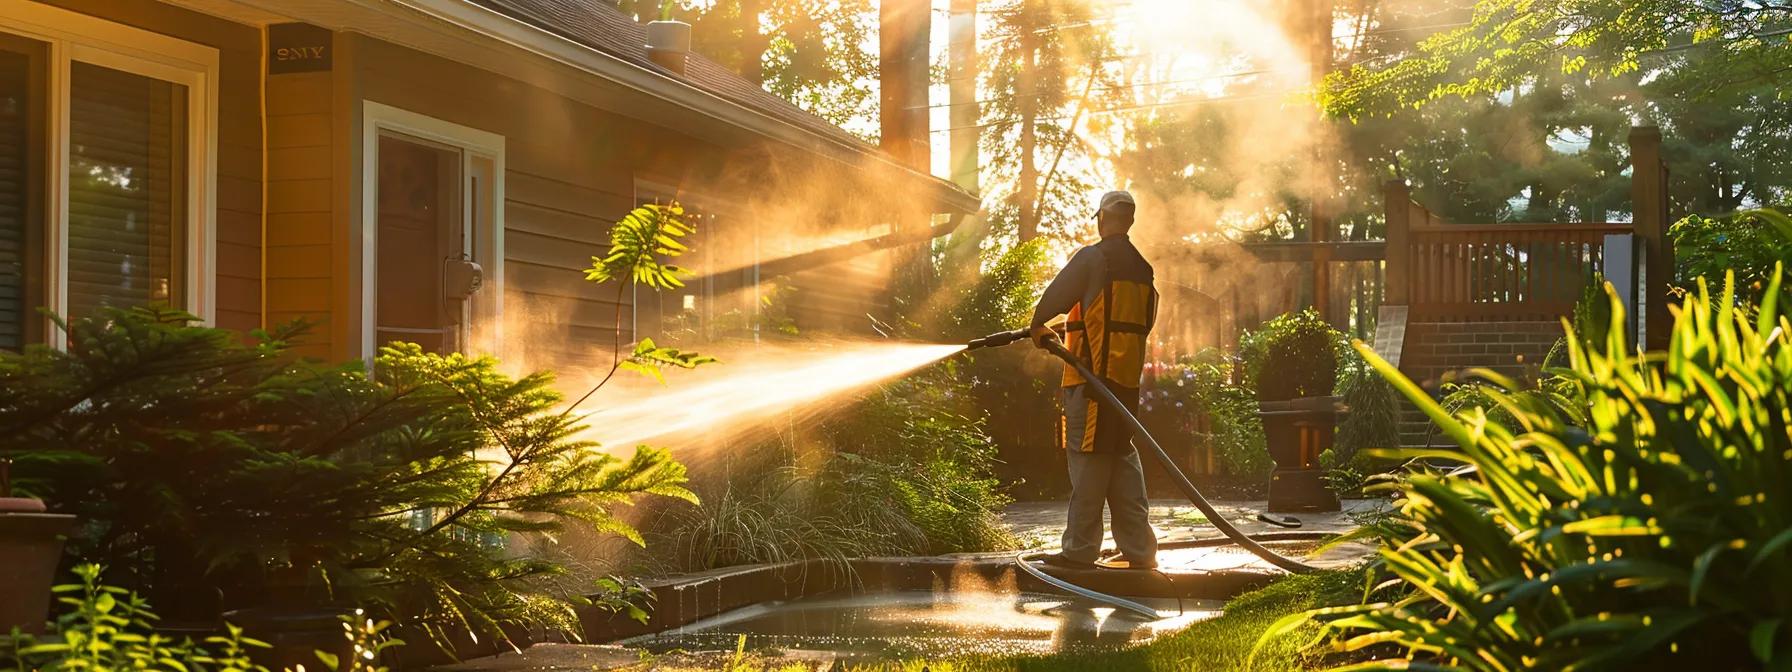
268,23,332,74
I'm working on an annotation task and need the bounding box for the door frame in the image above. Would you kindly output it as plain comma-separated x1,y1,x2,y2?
359,100,503,359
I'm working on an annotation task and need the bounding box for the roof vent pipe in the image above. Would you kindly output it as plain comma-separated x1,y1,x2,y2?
645,19,691,75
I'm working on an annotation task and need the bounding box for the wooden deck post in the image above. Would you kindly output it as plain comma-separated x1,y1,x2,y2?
1629,126,1672,349
1383,180,1412,306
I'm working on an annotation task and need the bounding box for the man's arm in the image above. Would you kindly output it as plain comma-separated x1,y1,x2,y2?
1029,248,1095,344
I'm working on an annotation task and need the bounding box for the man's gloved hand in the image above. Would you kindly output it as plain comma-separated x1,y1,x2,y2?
1030,324,1058,349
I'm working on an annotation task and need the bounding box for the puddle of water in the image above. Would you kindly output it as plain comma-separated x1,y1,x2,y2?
625,590,1223,661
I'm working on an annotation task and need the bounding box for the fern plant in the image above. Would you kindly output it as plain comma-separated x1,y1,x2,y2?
1275,269,1792,670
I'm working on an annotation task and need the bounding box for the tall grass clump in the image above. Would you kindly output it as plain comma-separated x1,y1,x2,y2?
1282,269,1792,669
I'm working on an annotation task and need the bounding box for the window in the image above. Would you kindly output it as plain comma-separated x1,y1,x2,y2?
630,183,761,344
0,3,216,349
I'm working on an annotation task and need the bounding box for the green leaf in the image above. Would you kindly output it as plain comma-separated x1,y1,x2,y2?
1753,620,1783,664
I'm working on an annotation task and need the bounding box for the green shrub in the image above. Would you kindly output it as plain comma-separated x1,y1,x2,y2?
1142,349,1270,478
1333,362,1401,462
1243,310,1345,401
1671,208,1792,304
0,308,693,650
1290,271,1792,669
654,371,1017,571
1,564,399,672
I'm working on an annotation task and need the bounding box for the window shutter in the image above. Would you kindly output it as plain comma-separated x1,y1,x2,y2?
65,61,185,320
0,48,31,348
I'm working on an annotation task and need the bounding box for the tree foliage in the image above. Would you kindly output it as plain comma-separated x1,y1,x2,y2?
1320,0,1792,121
0,309,692,648
613,0,878,137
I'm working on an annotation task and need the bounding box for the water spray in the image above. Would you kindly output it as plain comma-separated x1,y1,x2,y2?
961,328,1319,616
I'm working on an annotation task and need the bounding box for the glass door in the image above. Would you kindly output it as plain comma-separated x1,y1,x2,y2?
374,131,463,354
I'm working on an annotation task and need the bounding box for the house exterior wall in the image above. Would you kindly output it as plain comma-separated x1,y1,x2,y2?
344,33,718,369
264,69,335,359
34,0,264,334
17,0,940,365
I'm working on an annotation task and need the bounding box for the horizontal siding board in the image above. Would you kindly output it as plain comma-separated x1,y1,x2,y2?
217,209,259,246
268,113,331,149
268,212,332,246
268,179,331,214
507,228,599,271
268,278,331,312
269,145,331,181
507,171,630,221
218,241,258,278
506,198,606,243
505,260,628,303
268,244,331,279
266,74,332,116
217,277,257,314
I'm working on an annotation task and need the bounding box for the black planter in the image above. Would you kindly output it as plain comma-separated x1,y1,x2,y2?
1257,396,1343,513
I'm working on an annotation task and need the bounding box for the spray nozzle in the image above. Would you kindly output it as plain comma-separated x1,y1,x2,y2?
965,328,1032,351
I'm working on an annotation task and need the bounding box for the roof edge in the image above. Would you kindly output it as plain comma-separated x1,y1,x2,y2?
380,0,980,215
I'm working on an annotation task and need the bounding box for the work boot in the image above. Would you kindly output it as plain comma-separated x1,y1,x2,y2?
1039,553,1096,570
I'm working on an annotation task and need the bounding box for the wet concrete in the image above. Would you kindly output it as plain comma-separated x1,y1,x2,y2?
626,590,1224,662
1001,497,1388,554
434,499,1387,671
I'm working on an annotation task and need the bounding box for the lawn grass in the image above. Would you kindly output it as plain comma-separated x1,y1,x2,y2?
898,567,1370,672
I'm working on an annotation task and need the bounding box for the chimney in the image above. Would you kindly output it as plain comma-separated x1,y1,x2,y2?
646,19,691,75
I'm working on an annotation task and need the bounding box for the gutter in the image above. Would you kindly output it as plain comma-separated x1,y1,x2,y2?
359,0,981,215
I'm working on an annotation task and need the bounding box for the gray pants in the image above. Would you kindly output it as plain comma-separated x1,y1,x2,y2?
1061,445,1159,565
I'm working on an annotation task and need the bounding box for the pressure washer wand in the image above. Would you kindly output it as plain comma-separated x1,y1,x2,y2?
962,329,1319,574
964,328,1031,351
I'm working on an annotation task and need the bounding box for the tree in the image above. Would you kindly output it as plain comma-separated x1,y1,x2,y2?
979,0,1118,245
1321,0,1792,220
1319,0,1792,121
614,0,879,136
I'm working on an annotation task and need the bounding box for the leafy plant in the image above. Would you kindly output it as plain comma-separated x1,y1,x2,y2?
3,564,271,672
1282,270,1792,669
1244,310,1344,402
569,202,711,413
621,338,717,385
652,370,1017,573
1333,362,1400,463
2,565,403,672
585,202,692,291
0,309,696,650
1141,349,1269,478
1672,208,1792,305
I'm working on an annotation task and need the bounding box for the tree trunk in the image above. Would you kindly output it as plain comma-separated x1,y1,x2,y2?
1016,7,1040,242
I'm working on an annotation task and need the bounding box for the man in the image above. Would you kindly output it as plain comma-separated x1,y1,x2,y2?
1029,190,1160,571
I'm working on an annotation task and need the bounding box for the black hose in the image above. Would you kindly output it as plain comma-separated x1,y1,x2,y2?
1036,336,1321,574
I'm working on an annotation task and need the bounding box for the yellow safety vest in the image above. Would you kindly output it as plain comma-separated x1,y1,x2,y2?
1060,246,1158,453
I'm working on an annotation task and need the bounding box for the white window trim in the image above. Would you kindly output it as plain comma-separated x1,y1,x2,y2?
0,2,219,348
360,101,505,360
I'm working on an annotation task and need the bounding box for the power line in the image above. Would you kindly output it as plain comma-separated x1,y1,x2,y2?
909,66,1299,110
926,87,1303,134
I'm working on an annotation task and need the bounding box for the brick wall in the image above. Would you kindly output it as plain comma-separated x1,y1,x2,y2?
1396,320,1564,446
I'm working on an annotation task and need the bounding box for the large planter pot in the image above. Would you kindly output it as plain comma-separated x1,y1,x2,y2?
1257,396,1343,513
0,500,78,635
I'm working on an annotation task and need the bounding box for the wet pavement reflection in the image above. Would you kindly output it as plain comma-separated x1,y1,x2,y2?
625,590,1223,661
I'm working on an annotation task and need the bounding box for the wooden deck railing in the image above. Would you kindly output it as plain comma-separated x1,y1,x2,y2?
1400,222,1632,320
1384,127,1673,340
